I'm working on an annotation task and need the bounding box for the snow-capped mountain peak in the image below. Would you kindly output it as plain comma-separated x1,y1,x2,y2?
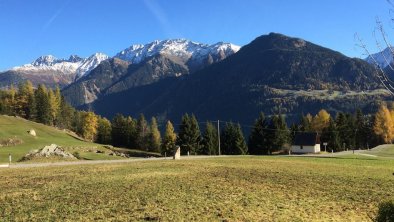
74,53,109,80
11,53,109,81
68,55,84,63
32,55,58,66
114,39,240,65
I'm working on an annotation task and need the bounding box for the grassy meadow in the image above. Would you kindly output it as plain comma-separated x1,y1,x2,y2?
0,156,393,221
0,115,141,163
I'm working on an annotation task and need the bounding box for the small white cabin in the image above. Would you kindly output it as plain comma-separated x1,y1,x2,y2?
291,132,320,154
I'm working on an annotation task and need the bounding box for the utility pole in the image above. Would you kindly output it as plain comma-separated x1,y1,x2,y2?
217,120,221,156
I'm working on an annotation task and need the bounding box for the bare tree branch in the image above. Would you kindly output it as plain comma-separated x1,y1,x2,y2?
355,33,394,95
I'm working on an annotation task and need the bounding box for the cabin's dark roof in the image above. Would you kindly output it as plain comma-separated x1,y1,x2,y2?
293,132,320,146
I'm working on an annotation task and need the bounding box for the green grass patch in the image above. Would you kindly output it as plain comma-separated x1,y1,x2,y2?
0,156,392,221
0,115,157,163
361,145,394,158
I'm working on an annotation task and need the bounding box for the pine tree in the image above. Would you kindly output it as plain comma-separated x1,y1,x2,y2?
35,84,51,125
15,82,30,118
354,109,368,149
47,89,56,125
335,112,348,151
96,117,112,144
347,113,356,149
161,121,177,156
300,113,313,132
266,114,289,154
111,114,128,147
148,117,161,152
57,96,75,129
136,114,149,150
248,112,269,155
177,114,201,155
320,118,340,152
201,122,218,155
289,123,299,144
25,81,36,120
220,122,247,155
72,110,83,136
7,84,16,115
125,116,137,148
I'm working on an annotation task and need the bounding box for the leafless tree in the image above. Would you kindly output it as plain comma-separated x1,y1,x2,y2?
356,0,394,95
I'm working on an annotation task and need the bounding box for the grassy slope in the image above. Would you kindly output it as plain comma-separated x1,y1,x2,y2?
0,156,393,221
361,144,394,158
0,115,123,163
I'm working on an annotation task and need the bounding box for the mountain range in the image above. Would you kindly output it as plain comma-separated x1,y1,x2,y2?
61,39,240,106
0,33,391,124
81,33,390,124
0,53,109,88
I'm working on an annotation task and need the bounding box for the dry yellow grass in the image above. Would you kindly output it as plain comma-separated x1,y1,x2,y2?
0,156,393,221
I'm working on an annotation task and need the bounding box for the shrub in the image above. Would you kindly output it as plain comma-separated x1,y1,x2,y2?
73,151,81,159
375,200,394,222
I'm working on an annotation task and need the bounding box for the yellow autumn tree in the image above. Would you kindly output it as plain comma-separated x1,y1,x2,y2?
48,87,61,125
161,120,177,155
374,104,394,143
311,109,331,132
81,111,98,142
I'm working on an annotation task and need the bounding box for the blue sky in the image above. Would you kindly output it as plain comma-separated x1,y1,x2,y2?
0,0,393,71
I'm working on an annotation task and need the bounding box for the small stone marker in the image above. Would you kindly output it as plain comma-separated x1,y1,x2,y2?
28,129,36,137
173,146,180,160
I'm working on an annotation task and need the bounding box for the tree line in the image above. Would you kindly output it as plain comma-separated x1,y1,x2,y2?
0,81,391,155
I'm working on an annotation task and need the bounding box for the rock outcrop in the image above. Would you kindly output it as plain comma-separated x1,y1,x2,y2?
21,144,76,161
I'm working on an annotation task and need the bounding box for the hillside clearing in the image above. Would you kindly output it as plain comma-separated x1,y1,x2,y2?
0,156,392,221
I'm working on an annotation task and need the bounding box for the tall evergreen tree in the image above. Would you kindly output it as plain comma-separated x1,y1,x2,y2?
125,116,137,148
148,117,161,152
161,120,177,156
201,121,218,155
289,123,299,144
177,114,201,155
266,114,289,154
57,96,74,129
35,84,51,125
221,122,247,155
248,112,269,155
136,114,150,150
8,84,16,115
15,82,30,118
300,113,313,132
25,81,36,120
344,113,356,150
354,109,368,149
335,112,348,151
111,114,128,147
320,118,340,152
